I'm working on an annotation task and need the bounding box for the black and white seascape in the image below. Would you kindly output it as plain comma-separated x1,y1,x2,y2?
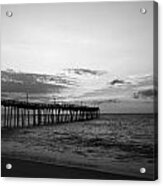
1,2,158,180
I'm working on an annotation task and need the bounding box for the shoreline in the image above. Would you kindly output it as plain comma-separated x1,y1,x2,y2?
1,157,150,180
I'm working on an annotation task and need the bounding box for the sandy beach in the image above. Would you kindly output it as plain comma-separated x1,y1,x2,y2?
2,157,149,180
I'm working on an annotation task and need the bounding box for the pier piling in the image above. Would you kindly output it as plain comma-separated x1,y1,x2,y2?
1,100,100,129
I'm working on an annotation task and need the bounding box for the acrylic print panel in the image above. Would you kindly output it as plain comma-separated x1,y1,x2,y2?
1,1,158,180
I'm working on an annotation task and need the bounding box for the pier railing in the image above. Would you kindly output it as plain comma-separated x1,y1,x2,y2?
1,99,100,128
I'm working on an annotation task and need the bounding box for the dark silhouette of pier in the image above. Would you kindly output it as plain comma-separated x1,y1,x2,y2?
1,99,100,128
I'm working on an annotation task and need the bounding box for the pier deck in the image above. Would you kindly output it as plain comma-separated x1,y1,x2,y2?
1,100,100,128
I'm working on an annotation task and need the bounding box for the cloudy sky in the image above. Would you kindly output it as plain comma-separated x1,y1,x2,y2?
1,2,156,113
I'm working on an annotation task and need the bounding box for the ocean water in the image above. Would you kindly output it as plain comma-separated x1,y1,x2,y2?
1,114,156,179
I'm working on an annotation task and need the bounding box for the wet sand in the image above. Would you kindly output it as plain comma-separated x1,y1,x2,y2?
1,157,150,180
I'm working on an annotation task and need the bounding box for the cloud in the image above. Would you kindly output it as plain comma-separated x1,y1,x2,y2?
133,88,157,99
1,70,67,94
1,80,65,94
109,74,154,89
127,74,153,86
66,68,106,76
38,75,76,87
110,79,125,85
92,99,120,105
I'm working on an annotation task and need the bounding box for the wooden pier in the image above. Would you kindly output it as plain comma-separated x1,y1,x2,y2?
1,100,100,128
